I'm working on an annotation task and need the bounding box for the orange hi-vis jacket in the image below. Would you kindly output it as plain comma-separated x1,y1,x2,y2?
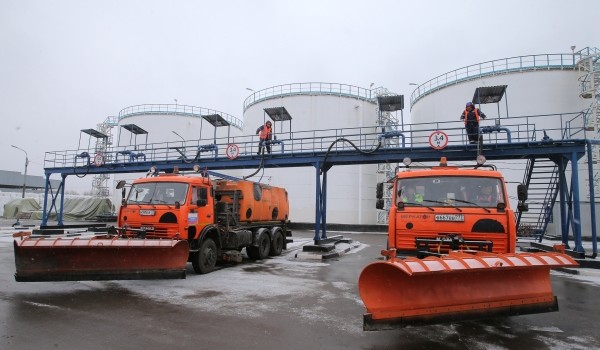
259,125,272,140
462,108,481,125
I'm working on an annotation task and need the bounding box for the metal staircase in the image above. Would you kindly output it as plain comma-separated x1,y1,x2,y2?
578,48,600,199
375,89,401,225
91,116,118,197
516,158,561,240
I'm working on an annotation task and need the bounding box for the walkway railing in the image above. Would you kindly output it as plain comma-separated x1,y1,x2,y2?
409,48,600,110
243,82,377,112
44,111,587,170
119,104,244,130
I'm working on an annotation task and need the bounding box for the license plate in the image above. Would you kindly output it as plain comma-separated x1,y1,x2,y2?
435,214,465,222
140,226,154,231
139,209,155,216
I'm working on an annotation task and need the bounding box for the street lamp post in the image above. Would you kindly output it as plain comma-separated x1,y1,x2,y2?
409,83,420,98
172,130,185,144
11,145,29,198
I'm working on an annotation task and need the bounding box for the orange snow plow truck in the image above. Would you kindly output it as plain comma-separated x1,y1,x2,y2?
13,172,291,281
358,158,578,330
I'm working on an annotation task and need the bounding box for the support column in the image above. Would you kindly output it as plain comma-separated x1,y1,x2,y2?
587,141,597,257
321,170,328,240
571,152,584,253
313,162,329,242
41,174,51,226
57,174,67,226
558,158,569,247
314,163,322,242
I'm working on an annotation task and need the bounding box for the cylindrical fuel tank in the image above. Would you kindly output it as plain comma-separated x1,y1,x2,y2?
215,179,289,223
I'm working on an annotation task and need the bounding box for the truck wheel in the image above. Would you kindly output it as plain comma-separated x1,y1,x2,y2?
193,238,217,274
269,231,283,256
247,234,271,260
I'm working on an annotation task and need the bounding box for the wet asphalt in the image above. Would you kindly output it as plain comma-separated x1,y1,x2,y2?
1,223,600,350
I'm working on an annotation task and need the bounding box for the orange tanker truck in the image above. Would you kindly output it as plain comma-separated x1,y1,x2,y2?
359,157,578,330
13,171,291,281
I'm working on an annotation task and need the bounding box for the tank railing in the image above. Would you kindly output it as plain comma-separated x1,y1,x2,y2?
243,82,376,112
118,104,244,130
410,53,581,109
44,112,587,170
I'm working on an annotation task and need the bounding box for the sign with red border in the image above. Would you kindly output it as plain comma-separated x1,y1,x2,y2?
226,144,240,160
93,153,105,166
429,131,448,150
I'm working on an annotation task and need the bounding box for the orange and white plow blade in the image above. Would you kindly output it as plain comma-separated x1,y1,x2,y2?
14,236,189,282
358,251,578,330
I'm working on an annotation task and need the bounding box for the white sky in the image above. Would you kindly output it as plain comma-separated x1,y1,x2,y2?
1,0,599,191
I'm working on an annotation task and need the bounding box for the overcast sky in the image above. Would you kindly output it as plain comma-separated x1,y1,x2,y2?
1,0,599,191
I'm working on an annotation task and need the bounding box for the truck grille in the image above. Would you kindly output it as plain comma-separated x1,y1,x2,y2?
125,223,178,238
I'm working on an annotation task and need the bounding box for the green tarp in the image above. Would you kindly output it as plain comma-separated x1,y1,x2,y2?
2,198,40,219
3,197,113,221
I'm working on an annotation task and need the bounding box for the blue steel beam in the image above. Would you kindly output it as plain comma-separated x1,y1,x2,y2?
41,138,590,249
44,140,588,176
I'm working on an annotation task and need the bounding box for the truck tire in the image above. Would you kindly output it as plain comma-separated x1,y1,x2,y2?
269,231,284,256
192,238,217,274
247,233,270,260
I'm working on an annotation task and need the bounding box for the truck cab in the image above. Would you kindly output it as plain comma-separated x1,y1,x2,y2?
378,160,518,256
119,174,213,242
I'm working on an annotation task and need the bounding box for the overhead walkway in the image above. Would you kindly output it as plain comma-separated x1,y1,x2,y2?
42,111,598,257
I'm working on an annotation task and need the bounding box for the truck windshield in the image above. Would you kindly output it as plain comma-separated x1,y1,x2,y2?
396,176,505,208
128,182,189,205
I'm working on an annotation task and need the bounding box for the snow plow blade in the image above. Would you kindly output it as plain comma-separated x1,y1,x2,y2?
13,235,189,282
358,250,578,330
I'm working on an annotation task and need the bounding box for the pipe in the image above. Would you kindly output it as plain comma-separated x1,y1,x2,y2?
265,139,285,153
378,131,406,148
265,139,285,154
480,125,512,143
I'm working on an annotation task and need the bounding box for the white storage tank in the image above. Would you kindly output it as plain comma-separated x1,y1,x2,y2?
111,104,244,210
409,49,599,236
117,104,243,146
243,83,385,225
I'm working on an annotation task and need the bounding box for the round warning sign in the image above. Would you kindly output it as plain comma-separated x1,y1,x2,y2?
226,144,240,160
429,131,449,150
93,153,105,166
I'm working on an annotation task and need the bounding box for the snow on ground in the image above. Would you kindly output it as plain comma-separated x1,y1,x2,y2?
107,239,368,334
4,222,600,339
2,225,369,334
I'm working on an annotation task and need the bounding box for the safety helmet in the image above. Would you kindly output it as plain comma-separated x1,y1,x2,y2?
466,102,474,107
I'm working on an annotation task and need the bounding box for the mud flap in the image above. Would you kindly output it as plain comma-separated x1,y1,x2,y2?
14,237,189,282
358,251,578,330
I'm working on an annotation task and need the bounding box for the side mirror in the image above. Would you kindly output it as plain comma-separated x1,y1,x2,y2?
375,198,384,210
121,187,126,199
376,183,384,199
517,184,528,201
116,180,127,189
197,187,208,207
517,203,529,212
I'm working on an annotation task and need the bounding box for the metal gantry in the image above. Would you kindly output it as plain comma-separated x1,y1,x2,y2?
41,112,597,257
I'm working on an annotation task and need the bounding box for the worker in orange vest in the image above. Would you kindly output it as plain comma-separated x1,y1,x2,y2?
256,120,273,155
460,101,486,144
476,184,496,206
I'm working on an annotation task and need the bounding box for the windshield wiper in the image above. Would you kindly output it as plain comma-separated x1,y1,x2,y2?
422,199,462,212
452,199,491,213
402,201,435,211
